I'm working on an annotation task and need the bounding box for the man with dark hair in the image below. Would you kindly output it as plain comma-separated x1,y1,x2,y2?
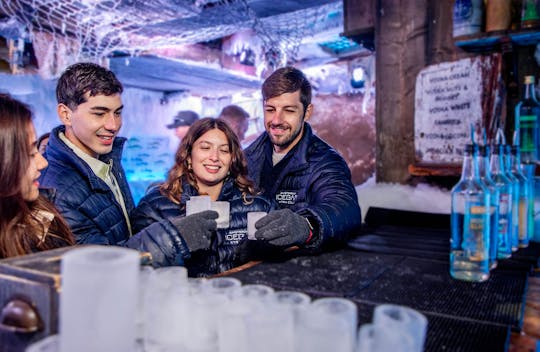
166,110,199,141
245,66,361,253
39,62,133,245
217,105,249,142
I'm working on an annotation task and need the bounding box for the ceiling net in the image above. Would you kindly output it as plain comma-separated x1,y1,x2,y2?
0,0,342,78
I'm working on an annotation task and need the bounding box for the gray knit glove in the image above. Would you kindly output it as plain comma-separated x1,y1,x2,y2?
171,210,218,252
254,208,310,247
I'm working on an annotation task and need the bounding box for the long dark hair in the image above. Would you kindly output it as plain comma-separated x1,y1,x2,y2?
0,93,74,258
161,118,257,203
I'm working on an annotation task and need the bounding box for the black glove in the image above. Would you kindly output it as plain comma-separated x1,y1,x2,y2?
171,210,218,252
254,208,310,247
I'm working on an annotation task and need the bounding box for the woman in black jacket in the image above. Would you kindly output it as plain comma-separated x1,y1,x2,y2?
131,118,274,276
0,94,74,258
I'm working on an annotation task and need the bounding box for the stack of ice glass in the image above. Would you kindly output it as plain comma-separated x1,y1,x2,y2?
137,266,428,352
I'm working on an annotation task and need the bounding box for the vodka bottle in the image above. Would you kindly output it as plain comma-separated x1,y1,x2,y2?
478,144,499,269
510,146,530,248
521,164,537,242
451,144,490,282
515,75,540,164
490,143,513,259
504,145,520,251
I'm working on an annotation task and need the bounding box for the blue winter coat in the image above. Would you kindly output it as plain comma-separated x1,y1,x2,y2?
39,125,134,245
244,123,361,251
131,178,275,276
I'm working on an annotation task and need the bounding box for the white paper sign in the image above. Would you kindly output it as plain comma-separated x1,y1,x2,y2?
414,57,484,163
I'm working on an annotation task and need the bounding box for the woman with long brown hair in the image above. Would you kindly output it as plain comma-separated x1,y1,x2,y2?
131,118,274,276
0,93,74,258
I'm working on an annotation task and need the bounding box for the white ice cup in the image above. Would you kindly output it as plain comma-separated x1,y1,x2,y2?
184,290,228,351
218,299,251,352
59,246,140,352
186,195,212,216
356,324,374,352
296,297,358,352
235,284,276,306
211,201,230,228
357,323,413,352
247,211,267,240
205,277,242,297
273,291,312,351
372,304,427,352
245,300,295,352
144,267,190,351
274,290,311,322
135,265,154,342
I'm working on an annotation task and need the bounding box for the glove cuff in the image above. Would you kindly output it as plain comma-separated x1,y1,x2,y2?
305,217,315,244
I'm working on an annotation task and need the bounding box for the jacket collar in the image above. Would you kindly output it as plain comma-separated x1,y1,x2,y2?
47,125,127,192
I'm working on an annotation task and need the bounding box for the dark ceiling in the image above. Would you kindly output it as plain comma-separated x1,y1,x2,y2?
0,0,366,95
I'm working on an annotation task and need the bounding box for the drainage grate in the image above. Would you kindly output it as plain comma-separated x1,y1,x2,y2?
352,256,527,330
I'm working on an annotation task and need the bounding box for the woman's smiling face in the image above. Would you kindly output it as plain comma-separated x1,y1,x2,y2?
189,128,232,192
22,122,48,201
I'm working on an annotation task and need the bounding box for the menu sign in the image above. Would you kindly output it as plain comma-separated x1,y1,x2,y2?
414,57,484,163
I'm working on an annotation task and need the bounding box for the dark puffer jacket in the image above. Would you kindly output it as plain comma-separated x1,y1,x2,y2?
131,178,275,277
39,125,134,245
244,123,361,252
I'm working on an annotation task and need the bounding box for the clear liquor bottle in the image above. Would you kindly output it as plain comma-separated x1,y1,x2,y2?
510,146,530,248
490,143,513,259
451,144,490,282
478,144,499,269
504,145,520,251
515,75,540,164
521,164,536,242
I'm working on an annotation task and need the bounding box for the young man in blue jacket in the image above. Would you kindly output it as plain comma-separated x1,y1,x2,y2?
39,63,217,266
245,66,361,253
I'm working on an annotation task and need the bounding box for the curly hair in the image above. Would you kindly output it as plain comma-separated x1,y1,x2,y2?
160,118,257,204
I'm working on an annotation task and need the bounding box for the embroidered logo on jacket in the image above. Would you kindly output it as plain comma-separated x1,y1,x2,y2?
225,229,247,245
276,191,297,205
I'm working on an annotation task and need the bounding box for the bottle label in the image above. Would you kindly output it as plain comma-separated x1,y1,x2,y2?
520,114,537,122
522,0,540,22
519,115,538,153
465,205,488,261
518,199,529,240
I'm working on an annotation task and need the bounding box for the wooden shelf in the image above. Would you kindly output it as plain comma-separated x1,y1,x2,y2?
455,28,540,52
408,163,461,177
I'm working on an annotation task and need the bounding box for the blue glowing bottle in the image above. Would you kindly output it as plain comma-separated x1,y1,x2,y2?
515,75,540,164
504,145,520,251
478,144,499,269
489,143,513,259
510,145,530,248
451,144,490,282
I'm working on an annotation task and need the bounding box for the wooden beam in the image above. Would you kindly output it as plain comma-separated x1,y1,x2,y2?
375,0,428,183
